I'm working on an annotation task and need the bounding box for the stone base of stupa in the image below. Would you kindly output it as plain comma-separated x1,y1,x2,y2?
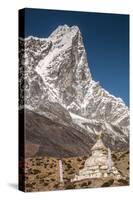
71,165,122,182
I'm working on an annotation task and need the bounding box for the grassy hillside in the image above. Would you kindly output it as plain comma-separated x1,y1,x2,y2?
19,150,129,192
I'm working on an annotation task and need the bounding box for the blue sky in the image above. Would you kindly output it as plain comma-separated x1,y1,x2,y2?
20,8,129,106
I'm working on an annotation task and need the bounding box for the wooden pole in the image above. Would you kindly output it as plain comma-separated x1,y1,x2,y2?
59,160,63,183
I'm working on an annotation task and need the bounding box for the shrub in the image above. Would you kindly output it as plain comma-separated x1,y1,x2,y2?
101,179,114,187
118,179,129,185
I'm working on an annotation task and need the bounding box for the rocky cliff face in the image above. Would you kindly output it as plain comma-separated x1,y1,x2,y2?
19,25,129,157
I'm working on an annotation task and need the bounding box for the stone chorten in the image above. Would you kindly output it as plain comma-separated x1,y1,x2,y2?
71,131,121,182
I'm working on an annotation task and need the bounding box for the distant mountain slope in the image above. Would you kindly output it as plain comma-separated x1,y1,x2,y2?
21,108,94,158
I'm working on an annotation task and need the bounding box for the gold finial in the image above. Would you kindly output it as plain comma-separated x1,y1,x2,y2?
96,132,103,140
93,128,103,140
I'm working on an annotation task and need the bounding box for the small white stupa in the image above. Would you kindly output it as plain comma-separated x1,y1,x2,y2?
71,129,121,182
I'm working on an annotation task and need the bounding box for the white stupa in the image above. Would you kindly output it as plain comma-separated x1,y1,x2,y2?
71,130,121,182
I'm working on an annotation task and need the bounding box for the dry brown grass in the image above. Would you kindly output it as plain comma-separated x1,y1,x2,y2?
20,151,129,192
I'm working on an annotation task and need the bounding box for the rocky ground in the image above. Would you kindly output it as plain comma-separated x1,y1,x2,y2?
19,150,129,192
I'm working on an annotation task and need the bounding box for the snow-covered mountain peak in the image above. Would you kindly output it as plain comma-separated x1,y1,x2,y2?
19,25,129,150
34,25,92,106
49,24,79,39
